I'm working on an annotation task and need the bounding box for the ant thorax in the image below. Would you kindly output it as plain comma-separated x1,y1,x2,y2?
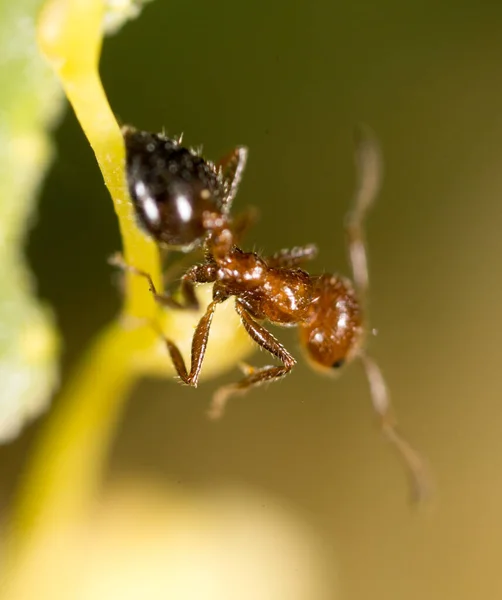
299,274,364,371
214,248,315,325
123,126,226,251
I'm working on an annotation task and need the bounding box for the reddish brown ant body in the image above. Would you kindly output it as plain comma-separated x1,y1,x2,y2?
113,126,427,499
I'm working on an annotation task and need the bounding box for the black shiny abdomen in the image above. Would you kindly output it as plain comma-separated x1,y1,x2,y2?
123,127,225,250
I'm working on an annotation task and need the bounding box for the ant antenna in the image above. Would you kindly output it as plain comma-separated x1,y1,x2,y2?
345,125,382,303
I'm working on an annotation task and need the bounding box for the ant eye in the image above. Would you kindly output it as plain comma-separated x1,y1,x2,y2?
332,359,345,369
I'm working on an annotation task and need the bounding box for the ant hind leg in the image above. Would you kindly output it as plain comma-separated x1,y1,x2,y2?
360,351,430,502
208,302,296,420
345,126,382,302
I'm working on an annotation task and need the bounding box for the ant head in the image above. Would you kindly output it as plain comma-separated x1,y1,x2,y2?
299,274,364,374
123,126,227,251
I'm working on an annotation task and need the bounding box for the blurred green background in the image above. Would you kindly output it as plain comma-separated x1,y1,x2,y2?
4,0,502,597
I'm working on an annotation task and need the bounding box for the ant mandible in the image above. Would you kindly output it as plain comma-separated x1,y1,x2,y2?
113,125,428,500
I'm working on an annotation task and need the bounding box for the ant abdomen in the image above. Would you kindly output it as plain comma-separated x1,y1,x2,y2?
299,274,364,371
123,126,225,251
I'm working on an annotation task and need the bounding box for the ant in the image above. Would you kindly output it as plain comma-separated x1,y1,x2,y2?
112,125,428,500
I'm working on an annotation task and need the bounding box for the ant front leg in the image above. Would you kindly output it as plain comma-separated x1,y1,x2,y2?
109,253,216,310
265,244,318,268
155,263,220,385
177,262,218,310
208,301,296,420
109,252,193,310
162,297,222,386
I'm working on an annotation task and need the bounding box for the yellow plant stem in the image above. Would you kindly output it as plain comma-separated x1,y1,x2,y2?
3,0,255,595
2,323,162,598
9,323,137,555
2,0,162,592
37,0,162,317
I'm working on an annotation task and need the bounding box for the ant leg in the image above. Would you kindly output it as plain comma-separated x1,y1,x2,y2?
109,252,194,309
208,302,296,420
360,352,430,502
346,130,427,499
178,262,218,308
109,253,216,310
158,298,222,385
265,244,318,268
108,252,185,308
217,146,248,212
345,125,382,302
161,335,188,382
